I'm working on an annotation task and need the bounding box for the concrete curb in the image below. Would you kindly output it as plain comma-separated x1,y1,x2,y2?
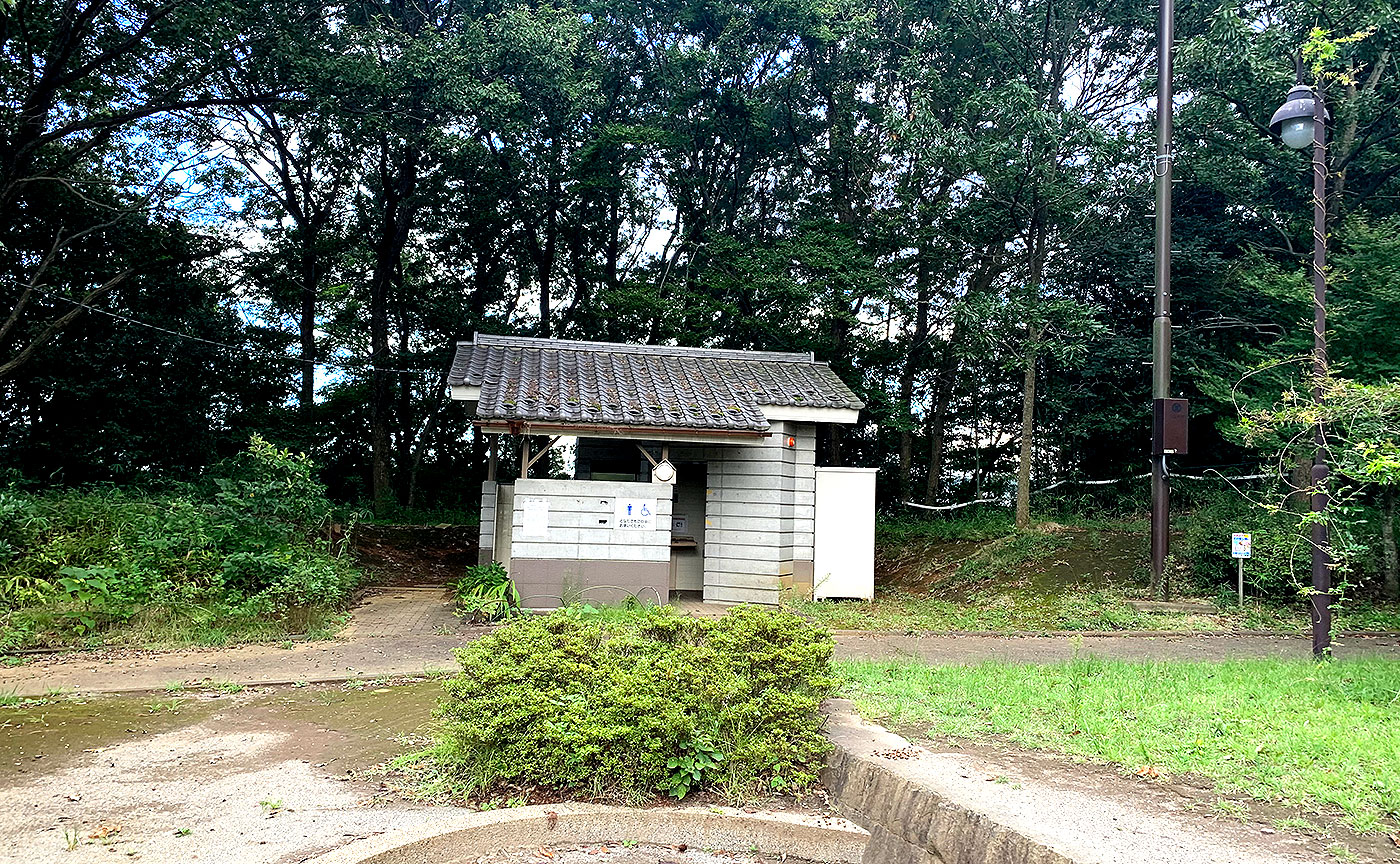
821,702,1070,864
819,701,1311,864
304,802,869,864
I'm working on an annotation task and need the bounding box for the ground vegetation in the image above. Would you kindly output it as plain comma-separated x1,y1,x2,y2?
0,436,359,648
1,0,1399,606
841,657,1400,836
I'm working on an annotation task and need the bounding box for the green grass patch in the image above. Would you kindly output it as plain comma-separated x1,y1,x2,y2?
877,512,1017,544
788,588,1150,632
839,657,1400,833
787,590,1400,634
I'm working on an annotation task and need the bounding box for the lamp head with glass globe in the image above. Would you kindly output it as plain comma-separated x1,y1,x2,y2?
1269,84,1329,149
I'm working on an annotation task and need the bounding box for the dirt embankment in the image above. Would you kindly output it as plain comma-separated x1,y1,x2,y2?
876,526,1148,595
352,524,479,587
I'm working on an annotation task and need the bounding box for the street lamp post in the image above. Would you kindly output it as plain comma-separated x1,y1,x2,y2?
1270,79,1332,658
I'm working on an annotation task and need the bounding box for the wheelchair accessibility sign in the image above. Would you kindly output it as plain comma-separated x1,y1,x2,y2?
615,498,657,530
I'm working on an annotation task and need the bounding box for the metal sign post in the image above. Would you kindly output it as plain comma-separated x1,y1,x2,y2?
1231,533,1252,606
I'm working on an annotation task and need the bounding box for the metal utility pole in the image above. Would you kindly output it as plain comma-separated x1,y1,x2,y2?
1307,83,1332,658
1149,0,1174,596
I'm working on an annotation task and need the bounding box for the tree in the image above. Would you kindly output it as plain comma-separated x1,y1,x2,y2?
1,0,283,377
1242,375,1400,599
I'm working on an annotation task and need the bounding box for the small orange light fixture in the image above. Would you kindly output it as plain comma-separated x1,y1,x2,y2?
785,435,796,449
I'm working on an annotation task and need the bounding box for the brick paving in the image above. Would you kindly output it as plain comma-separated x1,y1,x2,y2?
341,586,467,638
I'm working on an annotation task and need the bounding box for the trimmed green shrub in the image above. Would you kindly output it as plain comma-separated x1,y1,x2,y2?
418,605,835,802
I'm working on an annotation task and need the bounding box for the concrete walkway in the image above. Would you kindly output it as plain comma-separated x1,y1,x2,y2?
822,700,1343,864
4,590,1398,697
834,631,1400,664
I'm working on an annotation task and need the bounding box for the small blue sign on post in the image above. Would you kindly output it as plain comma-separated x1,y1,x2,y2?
1231,533,1252,559
1231,533,1251,607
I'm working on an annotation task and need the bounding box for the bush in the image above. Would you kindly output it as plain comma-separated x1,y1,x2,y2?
1180,491,1306,599
451,561,519,622
419,606,835,803
206,434,331,529
0,491,45,568
0,437,358,648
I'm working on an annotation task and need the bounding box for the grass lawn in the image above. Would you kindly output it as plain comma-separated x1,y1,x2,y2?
787,516,1400,634
839,657,1400,834
789,590,1400,633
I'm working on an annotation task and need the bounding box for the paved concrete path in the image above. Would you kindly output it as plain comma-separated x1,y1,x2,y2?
4,589,1398,697
823,700,1346,864
834,631,1400,664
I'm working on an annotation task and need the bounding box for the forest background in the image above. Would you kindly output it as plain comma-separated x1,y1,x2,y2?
4,0,1400,605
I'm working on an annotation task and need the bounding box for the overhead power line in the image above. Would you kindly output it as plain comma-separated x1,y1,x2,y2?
904,470,1276,512
29,288,437,377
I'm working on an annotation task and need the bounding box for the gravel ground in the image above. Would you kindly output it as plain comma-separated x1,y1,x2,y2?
0,687,445,864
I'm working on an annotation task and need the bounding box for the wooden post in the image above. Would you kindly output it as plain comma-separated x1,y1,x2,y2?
521,437,530,479
487,434,498,482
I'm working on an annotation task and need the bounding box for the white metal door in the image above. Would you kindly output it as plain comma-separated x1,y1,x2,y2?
813,468,876,600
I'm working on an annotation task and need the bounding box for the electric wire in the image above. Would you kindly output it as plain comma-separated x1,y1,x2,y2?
29,287,437,377
903,470,1276,512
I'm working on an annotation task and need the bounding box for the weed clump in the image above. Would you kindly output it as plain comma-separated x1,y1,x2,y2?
0,435,359,648
411,605,835,803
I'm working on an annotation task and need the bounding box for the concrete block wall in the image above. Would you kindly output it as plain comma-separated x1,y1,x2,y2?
509,478,673,562
694,421,816,606
478,480,497,566
508,478,674,609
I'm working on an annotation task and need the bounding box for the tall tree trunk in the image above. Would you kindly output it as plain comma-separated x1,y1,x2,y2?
369,145,420,515
898,236,933,501
827,425,844,467
1015,334,1040,529
298,233,318,412
925,360,949,504
1383,486,1399,601
406,369,449,509
394,289,413,505
1015,212,1048,530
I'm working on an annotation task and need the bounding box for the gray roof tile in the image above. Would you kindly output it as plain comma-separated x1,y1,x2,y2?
449,334,863,433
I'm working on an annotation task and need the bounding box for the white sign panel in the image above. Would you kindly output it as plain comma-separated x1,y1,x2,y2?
1231,533,1252,559
521,497,550,539
614,498,657,530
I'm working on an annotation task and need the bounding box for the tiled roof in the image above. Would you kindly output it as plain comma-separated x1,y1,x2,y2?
449,334,863,433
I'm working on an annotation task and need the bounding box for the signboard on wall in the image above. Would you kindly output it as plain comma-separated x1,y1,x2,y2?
521,498,550,538
615,498,656,530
